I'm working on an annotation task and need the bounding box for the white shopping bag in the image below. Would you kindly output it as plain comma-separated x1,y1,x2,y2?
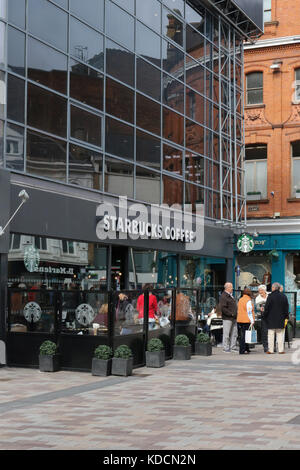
245,325,257,344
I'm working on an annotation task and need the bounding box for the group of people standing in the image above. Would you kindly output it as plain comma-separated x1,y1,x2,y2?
219,281,290,355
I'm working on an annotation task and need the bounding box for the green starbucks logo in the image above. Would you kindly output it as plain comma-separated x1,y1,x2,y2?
237,233,254,253
24,245,40,272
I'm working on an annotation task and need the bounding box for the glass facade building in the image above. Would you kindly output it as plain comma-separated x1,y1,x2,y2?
0,0,247,222
0,0,263,370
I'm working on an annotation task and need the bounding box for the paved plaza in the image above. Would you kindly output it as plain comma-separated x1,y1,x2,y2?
1,341,300,451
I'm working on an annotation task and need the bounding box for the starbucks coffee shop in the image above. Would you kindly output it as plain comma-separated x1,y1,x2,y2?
0,0,263,370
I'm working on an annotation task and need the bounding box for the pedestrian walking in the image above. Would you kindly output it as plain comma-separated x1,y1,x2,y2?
264,282,289,354
219,282,238,353
255,284,269,353
237,287,255,355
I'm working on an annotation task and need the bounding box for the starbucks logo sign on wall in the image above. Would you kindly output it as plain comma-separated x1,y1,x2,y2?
237,233,254,254
23,302,42,323
75,304,95,326
24,245,40,272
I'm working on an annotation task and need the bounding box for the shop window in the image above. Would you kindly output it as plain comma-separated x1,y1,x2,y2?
245,144,267,199
246,72,263,106
291,141,300,196
5,123,24,171
263,0,272,23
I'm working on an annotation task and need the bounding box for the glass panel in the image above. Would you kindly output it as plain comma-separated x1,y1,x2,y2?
70,0,104,30
137,58,161,101
105,117,134,160
113,291,143,336
26,130,67,182
7,26,25,76
106,77,134,123
7,74,25,124
28,83,67,137
53,0,68,8
106,0,134,51
247,89,263,105
256,161,267,198
61,291,108,336
70,17,104,70
293,159,300,194
28,37,67,95
0,70,4,119
136,0,161,32
186,24,205,58
69,144,102,190
185,152,204,185
136,93,161,136
175,289,197,326
185,3,204,32
162,39,184,79
163,143,182,175
136,129,161,170
0,0,7,20
185,88,204,124
163,0,184,17
136,21,161,67
104,156,134,198
0,21,5,68
112,0,134,14
162,7,183,48
9,289,56,333
5,123,24,171
106,39,134,87
70,106,102,147
245,161,255,194
247,72,263,89
186,56,204,95
185,119,204,155
28,0,68,51
185,182,203,211
136,166,160,204
8,0,25,29
162,175,183,205
0,119,4,166
70,59,103,110
163,73,184,114
163,107,184,146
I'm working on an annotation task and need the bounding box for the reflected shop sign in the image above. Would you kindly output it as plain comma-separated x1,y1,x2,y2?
24,245,74,275
96,197,205,251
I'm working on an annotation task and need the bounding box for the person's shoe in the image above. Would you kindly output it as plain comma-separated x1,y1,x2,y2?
231,349,239,353
223,349,230,353
267,351,274,354
279,352,285,354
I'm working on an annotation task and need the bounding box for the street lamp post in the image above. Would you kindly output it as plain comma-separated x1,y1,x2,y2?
0,189,29,237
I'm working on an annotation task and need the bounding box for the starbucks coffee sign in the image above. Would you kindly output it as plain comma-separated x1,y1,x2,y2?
237,233,254,253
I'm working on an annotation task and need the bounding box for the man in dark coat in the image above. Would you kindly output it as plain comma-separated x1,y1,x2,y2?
264,282,289,354
219,282,238,353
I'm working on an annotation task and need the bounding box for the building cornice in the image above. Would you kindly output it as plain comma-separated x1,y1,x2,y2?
244,35,300,51
246,218,300,234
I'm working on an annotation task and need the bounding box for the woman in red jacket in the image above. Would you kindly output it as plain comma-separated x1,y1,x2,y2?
137,284,158,329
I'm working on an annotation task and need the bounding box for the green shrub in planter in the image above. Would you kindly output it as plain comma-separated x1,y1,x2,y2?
92,345,113,376
112,345,133,376
195,332,212,356
173,334,191,360
146,338,165,368
39,340,60,372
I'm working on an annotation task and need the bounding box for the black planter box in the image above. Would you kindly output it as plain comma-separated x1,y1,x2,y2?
195,342,212,356
39,354,60,372
173,345,191,360
111,357,133,376
92,358,112,376
146,350,165,368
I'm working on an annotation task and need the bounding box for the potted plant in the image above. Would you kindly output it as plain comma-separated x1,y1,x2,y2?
173,334,191,360
146,338,165,368
92,345,113,376
195,332,212,356
39,340,60,372
247,191,261,201
111,345,133,376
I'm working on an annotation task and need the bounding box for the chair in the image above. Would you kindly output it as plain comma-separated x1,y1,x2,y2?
210,318,223,345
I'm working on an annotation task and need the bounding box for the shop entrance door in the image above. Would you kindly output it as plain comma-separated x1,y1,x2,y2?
110,247,128,291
